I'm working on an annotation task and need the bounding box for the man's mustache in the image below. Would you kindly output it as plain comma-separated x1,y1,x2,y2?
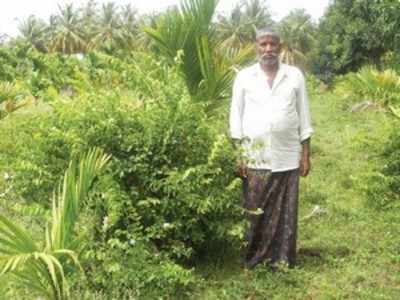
260,53,278,59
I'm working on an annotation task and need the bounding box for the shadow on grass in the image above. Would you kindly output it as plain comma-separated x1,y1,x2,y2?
193,241,354,286
193,240,244,280
297,245,353,267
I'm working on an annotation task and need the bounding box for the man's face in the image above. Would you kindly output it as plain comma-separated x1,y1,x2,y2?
256,35,281,67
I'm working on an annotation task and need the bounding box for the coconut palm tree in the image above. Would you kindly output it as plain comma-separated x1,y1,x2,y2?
80,0,99,45
217,4,250,48
217,0,273,49
243,0,273,30
0,148,110,299
49,4,87,54
88,2,124,51
17,15,49,52
119,4,141,49
278,9,316,69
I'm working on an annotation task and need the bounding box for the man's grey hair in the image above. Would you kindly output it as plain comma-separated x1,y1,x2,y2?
255,27,281,42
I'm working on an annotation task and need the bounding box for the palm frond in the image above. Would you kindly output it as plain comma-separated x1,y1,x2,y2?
0,148,110,299
144,0,218,100
145,0,252,109
0,215,38,256
49,148,111,250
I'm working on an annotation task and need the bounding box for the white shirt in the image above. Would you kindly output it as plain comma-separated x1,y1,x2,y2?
229,62,313,172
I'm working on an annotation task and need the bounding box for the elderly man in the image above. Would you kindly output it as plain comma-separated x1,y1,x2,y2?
229,28,313,269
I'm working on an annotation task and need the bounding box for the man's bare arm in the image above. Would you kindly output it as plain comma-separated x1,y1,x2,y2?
300,138,311,177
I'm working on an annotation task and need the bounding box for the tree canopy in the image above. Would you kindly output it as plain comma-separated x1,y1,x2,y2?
312,0,400,79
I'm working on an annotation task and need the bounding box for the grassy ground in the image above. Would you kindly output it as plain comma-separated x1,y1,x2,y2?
192,91,400,299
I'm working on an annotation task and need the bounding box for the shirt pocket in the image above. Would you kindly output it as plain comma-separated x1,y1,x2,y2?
271,86,299,132
274,85,297,110
244,84,269,105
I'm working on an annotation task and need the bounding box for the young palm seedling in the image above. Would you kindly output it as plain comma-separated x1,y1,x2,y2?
0,148,110,300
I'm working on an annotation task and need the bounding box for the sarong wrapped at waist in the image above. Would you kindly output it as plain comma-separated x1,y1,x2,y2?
242,168,299,268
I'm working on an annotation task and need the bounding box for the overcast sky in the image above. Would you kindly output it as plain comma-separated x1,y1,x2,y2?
0,0,330,37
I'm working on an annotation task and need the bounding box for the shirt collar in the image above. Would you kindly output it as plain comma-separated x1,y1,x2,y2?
254,62,288,90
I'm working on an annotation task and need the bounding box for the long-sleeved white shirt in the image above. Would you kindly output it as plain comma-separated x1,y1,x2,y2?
229,62,313,172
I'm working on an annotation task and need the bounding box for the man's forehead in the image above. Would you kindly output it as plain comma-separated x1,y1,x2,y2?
255,28,280,42
256,35,280,44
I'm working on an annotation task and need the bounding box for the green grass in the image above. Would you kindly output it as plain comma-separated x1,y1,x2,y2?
191,91,400,299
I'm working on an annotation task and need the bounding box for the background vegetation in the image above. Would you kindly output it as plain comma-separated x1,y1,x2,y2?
0,0,399,299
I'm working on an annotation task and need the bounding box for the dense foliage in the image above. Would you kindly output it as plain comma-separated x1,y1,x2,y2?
1,0,400,298
335,66,400,107
0,149,110,300
364,128,400,210
312,0,400,79
0,46,243,298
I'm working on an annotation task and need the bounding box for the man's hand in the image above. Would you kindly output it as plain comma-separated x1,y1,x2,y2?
235,161,248,179
300,138,311,177
299,156,310,177
231,138,248,178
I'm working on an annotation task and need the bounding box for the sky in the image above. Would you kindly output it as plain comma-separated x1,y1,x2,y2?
0,0,330,37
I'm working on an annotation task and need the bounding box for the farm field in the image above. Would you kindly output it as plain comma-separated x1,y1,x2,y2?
0,0,400,299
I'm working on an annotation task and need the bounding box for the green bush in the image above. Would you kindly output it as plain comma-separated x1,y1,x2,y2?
1,60,242,296
0,47,19,81
364,128,400,210
381,51,400,74
32,90,242,255
335,66,400,106
76,210,198,298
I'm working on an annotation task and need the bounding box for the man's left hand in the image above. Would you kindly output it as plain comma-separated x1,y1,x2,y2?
299,156,311,177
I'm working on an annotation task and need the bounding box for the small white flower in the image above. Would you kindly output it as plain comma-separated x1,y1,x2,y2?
4,173,11,181
129,239,136,246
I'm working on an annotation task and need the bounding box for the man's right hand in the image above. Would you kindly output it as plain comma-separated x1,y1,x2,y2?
235,161,248,178
231,138,248,178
